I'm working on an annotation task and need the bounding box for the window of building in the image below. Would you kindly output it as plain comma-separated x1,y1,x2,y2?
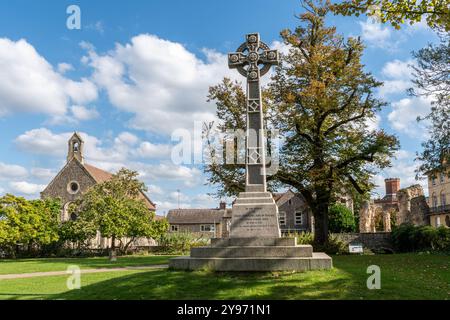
200,224,215,232
171,225,179,232
432,193,438,208
67,181,80,195
295,211,303,225
288,199,292,206
440,192,446,206
436,216,441,227
279,211,286,225
432,176,437,186
440,172,445,183
445,216,450,227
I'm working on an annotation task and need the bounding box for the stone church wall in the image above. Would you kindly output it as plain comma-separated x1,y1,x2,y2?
41,159,96,220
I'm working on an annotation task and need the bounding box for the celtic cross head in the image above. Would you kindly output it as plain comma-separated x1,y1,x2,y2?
228,33,280,81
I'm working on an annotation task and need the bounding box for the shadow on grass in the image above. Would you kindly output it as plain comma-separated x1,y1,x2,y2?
52,267,358,300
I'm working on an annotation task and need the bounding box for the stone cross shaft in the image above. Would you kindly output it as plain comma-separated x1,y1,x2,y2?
228,33,279,192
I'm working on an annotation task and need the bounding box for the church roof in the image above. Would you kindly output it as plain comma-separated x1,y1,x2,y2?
84,164,113,183
83,163,157,211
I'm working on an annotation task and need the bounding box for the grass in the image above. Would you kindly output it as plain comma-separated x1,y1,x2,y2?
0,253,448,300
0,255,173,275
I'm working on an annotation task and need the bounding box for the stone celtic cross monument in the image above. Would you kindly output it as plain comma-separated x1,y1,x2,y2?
227,33,281,238
169,33,332,272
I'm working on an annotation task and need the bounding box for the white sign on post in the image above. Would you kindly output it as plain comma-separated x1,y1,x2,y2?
349,243,364,253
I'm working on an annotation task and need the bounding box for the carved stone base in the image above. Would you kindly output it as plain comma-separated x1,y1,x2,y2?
230,192,281,238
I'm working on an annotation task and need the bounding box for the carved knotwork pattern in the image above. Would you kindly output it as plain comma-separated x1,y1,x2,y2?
228,33,280,81
248,99,260,113
248,147,262,165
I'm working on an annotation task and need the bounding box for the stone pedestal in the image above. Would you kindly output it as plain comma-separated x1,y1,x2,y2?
169,237,332,272
230,192,281,238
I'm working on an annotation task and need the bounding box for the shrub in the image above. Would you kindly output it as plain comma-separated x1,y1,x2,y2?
285,232,348,254
328,204,356,233
158,232,209,254
391,223,450,252
288,232,314,245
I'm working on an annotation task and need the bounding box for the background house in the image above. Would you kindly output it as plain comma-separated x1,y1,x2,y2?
427,166,450,227
167,202,232,238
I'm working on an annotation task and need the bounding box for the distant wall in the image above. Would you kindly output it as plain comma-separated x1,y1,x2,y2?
332,232,392,250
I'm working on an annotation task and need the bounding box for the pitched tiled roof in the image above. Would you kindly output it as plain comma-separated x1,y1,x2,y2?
83,163,157,211
273,193,285,202
84,164,113,183
167,209,225,224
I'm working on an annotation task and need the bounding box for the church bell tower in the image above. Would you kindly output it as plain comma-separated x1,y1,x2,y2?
67,132,84,164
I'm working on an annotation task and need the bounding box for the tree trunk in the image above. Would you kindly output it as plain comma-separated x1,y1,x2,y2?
123,238,135,254
109,236,117,261
313,188,330,246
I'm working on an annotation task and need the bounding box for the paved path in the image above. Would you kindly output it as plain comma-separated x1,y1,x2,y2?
0,264,169,280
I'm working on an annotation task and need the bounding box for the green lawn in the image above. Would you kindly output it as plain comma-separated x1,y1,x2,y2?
0,255,173,275
0,254,448,300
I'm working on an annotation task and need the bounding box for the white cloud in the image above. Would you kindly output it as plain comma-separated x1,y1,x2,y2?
381,59,413,79
147,184,163,195
0,162,28,179
83,34,238,135
0,38,97,119
9,181,46,195
387,97,431,137
15,128,71,156
135,141,172,159
138,162,203,187
359,18,393,49
57,62,74,74
30,168,56,181
70,105,99,121
378,59,416,97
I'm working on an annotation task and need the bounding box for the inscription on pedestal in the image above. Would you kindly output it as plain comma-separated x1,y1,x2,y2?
233,207,274,231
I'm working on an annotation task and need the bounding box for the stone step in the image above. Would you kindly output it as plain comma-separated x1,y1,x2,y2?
246,185,265,192
211,237,296,247
169,253,332,272
238,192,274,199
234,198,275,205
191,245,313,258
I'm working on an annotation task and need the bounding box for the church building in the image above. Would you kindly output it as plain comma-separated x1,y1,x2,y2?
41,133,158,248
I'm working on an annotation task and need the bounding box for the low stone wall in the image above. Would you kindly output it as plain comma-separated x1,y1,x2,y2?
332,232,393,251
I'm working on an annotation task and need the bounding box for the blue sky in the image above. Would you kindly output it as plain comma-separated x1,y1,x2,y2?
0,1,439,214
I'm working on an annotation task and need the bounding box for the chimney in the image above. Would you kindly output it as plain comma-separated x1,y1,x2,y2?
385,178,400,196
219,201,226,210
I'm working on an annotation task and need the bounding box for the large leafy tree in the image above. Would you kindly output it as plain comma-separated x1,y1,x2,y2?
331,0,450,30
69,168,161,259
0,195,60,256
410,32,450,173
205,1,399,244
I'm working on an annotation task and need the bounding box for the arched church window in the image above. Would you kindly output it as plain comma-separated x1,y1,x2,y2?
73,141,79,152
